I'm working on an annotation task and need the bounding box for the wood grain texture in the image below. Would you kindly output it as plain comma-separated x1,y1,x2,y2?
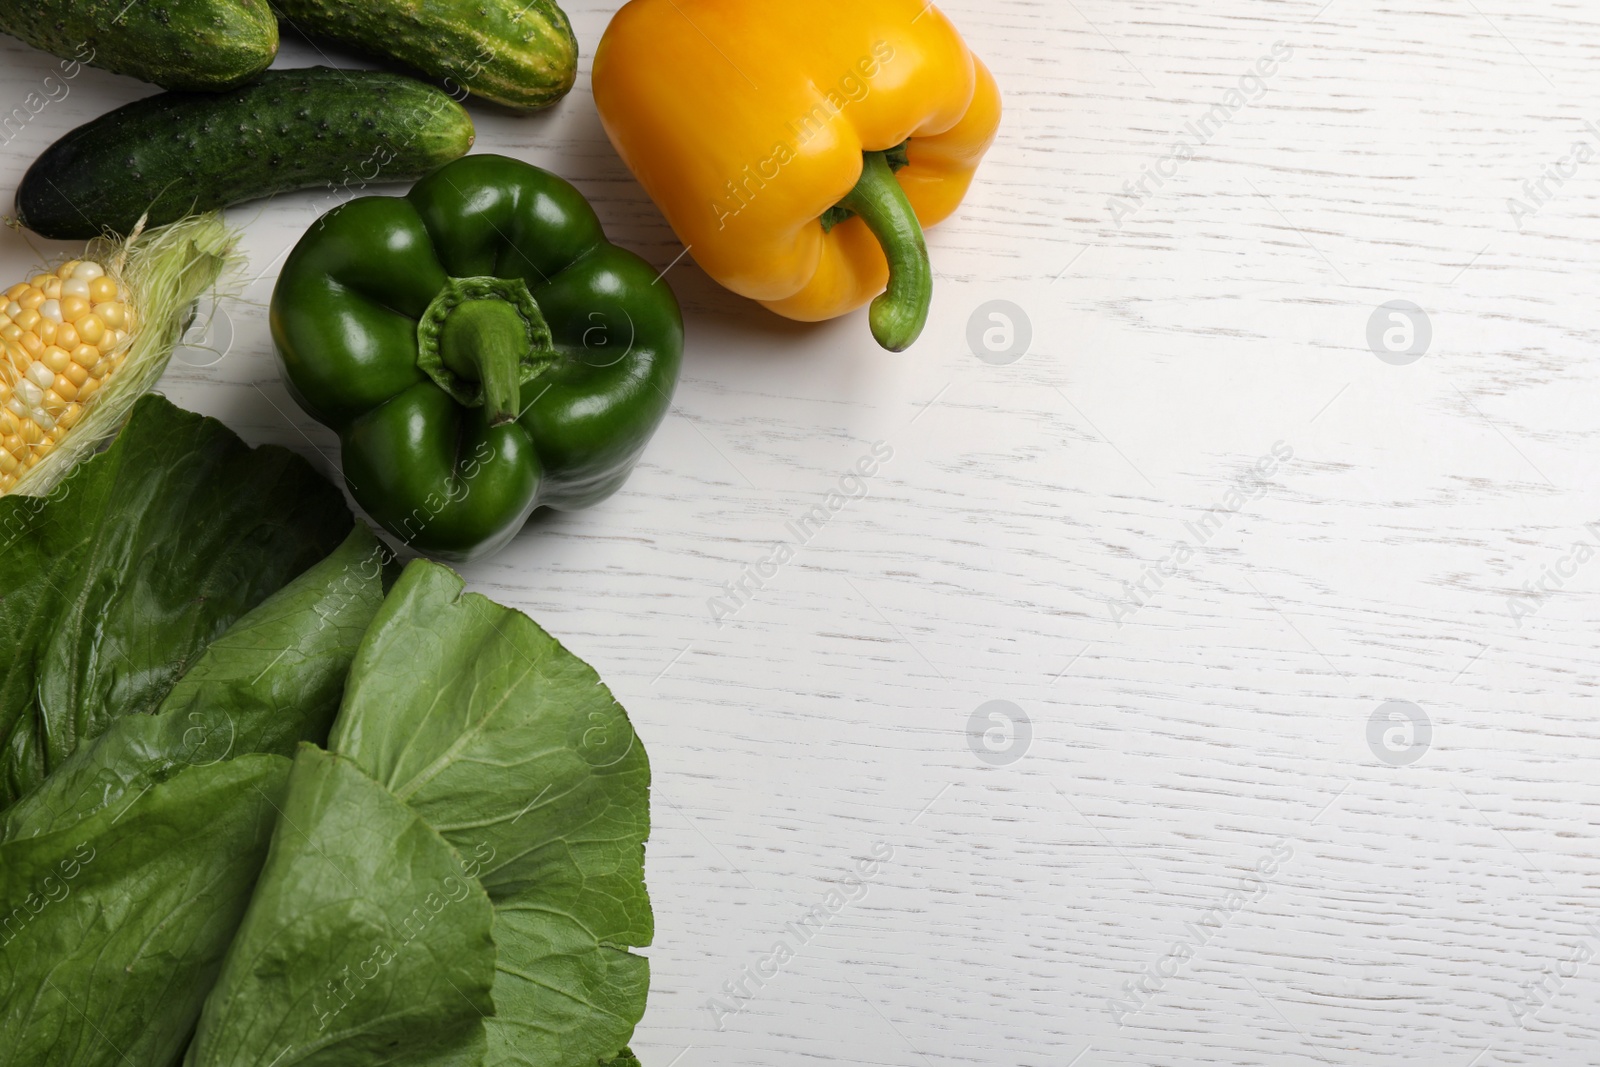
5,1,1600,1063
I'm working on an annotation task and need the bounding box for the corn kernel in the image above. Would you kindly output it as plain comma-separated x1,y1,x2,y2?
0,256,136,495
73,315,103,346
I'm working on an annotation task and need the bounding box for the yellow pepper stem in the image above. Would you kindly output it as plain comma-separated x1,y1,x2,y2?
836,150,931,352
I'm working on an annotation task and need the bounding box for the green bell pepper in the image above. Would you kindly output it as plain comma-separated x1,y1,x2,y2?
271,154,683,561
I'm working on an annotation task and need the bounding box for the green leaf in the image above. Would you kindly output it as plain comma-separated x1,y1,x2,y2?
155,523,394,758
485,908,650,1067
187,744,497,1067
0,394,352,809
0,754,290,1067
0,525,390,842
330,560,653,1067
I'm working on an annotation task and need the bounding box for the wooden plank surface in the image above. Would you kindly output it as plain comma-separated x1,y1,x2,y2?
5,1,1600,1063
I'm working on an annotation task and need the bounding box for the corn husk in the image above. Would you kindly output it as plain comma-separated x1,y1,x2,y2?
7,213,241,498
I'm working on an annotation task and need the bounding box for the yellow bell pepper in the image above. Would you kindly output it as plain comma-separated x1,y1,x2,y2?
593,0,1001,351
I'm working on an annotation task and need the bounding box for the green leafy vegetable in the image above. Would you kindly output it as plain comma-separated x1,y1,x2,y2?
0,397,654,1067
186,745,497,1067
0,393,352,808
192,561,653,1067
0,754,290,1067
0,525,389,842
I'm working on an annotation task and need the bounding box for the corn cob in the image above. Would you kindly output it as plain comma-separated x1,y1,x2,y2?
0,213,240,497
0,261,132,491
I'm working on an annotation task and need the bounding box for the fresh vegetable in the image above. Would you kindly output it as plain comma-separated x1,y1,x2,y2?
15,68,474,241
0,398,382,1067
269,0,577,111
0,396,654,1066
0,394,353,809
188,561,652,1066
593,0,1001,350
0,525,389,840
0,539,388,1067
273,153,683,561
0,214,239,495
0,755,291,1066
0,0,276,91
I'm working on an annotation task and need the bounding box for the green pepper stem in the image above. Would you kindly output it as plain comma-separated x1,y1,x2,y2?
836,149,931,352
438,299,527,425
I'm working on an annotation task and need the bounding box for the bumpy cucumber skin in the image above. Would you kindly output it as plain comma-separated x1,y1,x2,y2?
16,68,476,240
271,0,578,111
0,0,277,90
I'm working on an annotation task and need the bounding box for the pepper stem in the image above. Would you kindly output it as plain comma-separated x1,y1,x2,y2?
439,299,527,425
835,149,931,352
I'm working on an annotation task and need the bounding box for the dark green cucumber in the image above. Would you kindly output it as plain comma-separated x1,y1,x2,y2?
271,0,578,111
15,68,475,240
0,0,277,91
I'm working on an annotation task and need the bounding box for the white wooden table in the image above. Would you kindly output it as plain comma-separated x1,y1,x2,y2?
6,1,1600,1063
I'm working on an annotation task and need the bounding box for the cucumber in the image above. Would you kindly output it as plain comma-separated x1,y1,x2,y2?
270,0,578,111
0,0,277,91
15,68,475,240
